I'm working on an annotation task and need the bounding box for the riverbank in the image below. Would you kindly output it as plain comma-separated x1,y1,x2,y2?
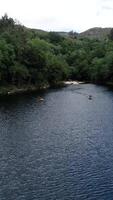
0,81,86,96
0,84,50,96
1,80,112,96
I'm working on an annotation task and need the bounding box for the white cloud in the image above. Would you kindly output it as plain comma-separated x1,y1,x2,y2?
0,0,113,32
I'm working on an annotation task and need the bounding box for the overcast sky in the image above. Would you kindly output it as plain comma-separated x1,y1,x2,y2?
0,0,113,32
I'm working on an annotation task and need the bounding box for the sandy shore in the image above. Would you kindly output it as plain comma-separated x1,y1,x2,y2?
64,81,84,85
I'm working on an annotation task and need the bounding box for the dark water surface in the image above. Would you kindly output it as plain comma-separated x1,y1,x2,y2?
0,84,113,200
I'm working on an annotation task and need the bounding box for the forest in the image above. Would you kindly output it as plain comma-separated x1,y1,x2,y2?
0,14,113,94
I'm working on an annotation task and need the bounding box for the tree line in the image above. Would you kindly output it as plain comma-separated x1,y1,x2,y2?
0,14,113,89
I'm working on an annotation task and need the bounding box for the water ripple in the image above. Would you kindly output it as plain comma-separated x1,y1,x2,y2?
0,84,113,199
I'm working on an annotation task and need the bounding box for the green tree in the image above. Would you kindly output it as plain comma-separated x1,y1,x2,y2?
47,54,69,85
10,62,29,86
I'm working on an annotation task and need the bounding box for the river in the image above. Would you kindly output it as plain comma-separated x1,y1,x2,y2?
0,84,113,200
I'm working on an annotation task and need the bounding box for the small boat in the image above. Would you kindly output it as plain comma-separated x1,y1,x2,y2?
88,95,92,100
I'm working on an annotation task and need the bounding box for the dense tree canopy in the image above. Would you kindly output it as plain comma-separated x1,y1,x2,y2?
0,14,113,90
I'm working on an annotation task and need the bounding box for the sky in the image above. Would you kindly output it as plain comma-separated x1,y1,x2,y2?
0,0,113,32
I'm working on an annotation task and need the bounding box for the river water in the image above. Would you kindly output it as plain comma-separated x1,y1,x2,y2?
0,84,113,200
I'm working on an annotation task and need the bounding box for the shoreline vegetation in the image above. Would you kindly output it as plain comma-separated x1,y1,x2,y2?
0,15,113,96
0,80,112,96
0,81,84,96
0,84,49,96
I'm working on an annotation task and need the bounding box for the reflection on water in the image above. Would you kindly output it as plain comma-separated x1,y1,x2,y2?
0,84,113,199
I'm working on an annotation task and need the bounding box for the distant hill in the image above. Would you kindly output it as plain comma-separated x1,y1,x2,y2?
57,31,78,38
29,29,78,39
28,27,113,40
78,27,112,40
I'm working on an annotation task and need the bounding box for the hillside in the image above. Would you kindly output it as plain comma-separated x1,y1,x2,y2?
27,27,113,40
79,27,112,40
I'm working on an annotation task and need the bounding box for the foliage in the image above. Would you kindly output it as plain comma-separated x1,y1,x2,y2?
0,14,113,89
